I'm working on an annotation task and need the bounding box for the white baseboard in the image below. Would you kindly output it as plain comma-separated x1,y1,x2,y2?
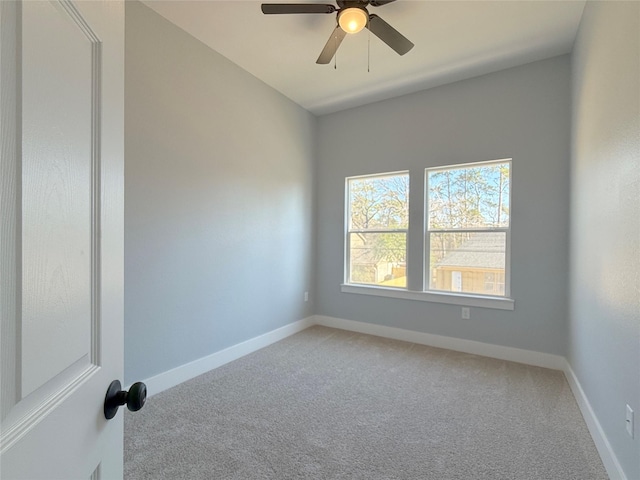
563,360,627,480
141,314,564,398
313,315,566,370
142,316,315,397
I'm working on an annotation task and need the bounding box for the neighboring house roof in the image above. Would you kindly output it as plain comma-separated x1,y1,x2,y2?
435,232,505,269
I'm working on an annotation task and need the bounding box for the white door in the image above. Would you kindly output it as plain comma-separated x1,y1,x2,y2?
1,1,125,478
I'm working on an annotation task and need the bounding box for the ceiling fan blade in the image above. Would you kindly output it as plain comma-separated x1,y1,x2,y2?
316,26,347,64
261,4,336,14
369,0,396,6
366,14,414,55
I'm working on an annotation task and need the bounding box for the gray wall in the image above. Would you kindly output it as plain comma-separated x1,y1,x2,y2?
569,2,640,478
124,1,316,384
316,56,571,355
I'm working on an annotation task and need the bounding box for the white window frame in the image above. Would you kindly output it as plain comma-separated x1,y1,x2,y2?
424,159,512,300
344,171,409,290
340,161,514,311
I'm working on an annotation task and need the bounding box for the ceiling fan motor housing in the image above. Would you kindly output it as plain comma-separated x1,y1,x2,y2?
337,0,370,9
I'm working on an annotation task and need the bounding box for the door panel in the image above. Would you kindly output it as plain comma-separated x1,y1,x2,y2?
21,0,96,398
1,1,124,478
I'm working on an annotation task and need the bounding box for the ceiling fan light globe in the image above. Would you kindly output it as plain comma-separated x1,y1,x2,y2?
338,8,367,34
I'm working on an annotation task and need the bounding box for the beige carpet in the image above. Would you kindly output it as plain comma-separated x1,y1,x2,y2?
125,326,607,479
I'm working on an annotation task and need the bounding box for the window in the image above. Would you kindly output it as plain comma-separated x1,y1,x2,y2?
341,160,513,310
346,172,409,288
426,160,511,297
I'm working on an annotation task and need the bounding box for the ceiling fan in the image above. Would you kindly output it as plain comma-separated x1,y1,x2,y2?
261,1,414,64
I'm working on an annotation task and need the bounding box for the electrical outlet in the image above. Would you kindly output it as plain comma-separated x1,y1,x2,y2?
627,405,634,438
304,291,309,302
461,307,470,319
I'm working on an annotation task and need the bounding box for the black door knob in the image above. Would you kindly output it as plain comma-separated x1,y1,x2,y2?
104,380,147,419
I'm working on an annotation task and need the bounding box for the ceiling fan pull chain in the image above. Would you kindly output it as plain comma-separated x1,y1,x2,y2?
367,19,371,73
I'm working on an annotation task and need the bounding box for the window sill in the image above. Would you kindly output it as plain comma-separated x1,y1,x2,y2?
340,284,515,310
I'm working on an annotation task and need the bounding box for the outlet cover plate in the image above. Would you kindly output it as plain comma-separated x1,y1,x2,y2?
627,405,634,438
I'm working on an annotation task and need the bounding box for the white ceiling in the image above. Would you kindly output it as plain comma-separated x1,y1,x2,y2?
142,0,586,115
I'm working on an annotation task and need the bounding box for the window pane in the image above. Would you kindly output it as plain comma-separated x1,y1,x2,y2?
348,174,409,231
428,162,510,230
349,232,406,287
429,232,506,296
